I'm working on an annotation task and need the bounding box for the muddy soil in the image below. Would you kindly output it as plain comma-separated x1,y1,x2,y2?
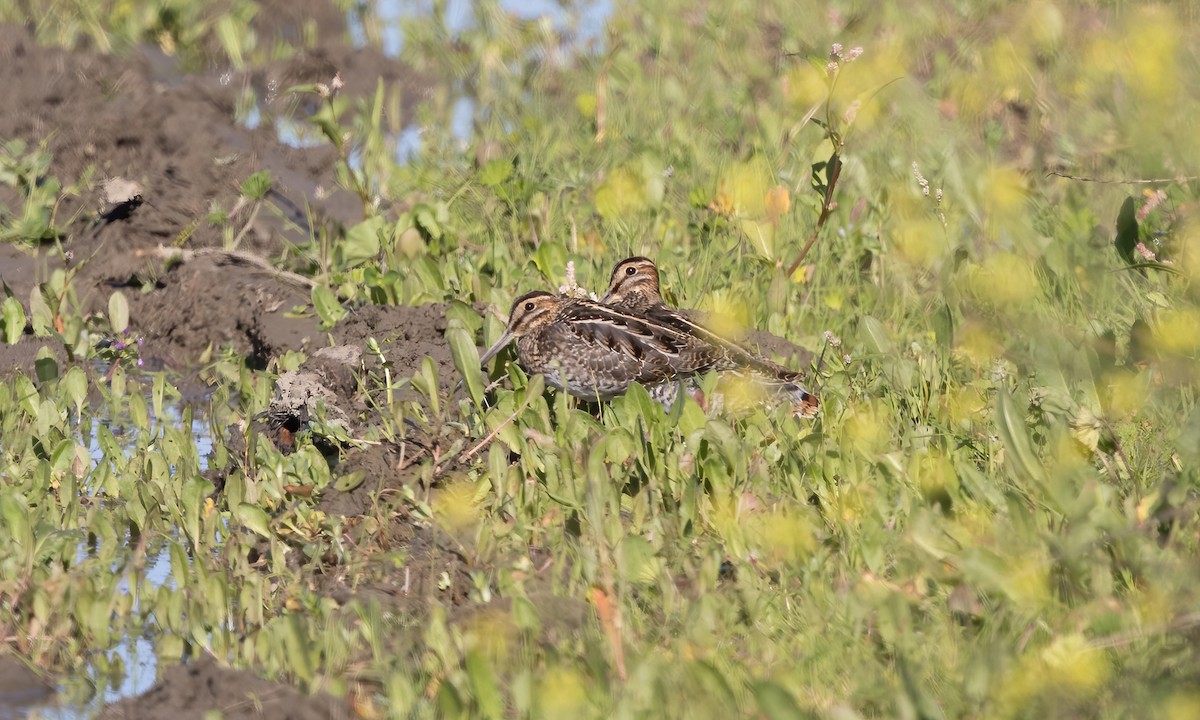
0,1,469,716
96,657,352,720
0,9,432,374
0,2,819,716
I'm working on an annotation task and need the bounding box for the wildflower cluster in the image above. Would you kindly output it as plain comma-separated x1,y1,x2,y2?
96,328,144,368
912,161,947,227
825,43,864,75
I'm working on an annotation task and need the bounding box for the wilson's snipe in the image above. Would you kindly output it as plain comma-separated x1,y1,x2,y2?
482,275,819,415
479,291,705,402
601,256,819,415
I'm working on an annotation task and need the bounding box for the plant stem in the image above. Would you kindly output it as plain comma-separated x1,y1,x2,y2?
786,151,842,277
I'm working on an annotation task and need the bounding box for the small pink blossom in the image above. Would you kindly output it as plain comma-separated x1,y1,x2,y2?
1137,189,1167,221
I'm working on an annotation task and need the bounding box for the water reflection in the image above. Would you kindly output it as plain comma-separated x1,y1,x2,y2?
350,0,612,57
273,0,614,161
12,397,212,719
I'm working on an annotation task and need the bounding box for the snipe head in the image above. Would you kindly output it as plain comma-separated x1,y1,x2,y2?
479,291,561,367
601,256,662,310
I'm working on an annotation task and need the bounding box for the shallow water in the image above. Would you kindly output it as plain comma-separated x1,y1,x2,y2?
267,0,615,163
12,402,213,719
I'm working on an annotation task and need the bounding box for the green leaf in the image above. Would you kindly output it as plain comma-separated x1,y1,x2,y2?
312,285,347,328
286,83,322,95
28,286,52,336
152,372,166,420
595,165,649,220
740,218,775,259
1114,196,1138,265
108,291,129,334
688,662,738,713
338,215,386,268
34,351,58,383
213,14,245,69
62,367,87,417
2,296,25,344
14,374,37,416
753,680,806,720
530,241,568,284
465,651,504,720
447,320,485,407
860,315,895,356
1177,405,1200,466
235,503,272,538
416,356,441,417
479,157,513,187
240,171,272,201
334,470,366,493
182,477,210,547
994,388,1045,484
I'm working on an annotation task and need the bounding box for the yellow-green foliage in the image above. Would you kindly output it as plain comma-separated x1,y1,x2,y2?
3,0,1200,718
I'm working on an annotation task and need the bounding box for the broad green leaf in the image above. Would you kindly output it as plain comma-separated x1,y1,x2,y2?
740,218,775,259
933,303,954,347
860,315,895,356
530,241,567,284
281,614,315,683
689,662,738,713
214,14,245,68
108,291,129,334
415,356,441,417
182,477,209,548
312,285,347,328
34,351,57,383
334,470,366,493
479,157,513,187
465,651,504,720
235,503,272,538
994,388,1045,484
129,388,149,431
445,300,483,334
447,320,485,407
338,215,386,268
152,372,166,420
14,374,38,416
62,366,86,417
2,296,25,344
413,203,443,240
595,166,644,219
28,286,51,336
0,495,33,564
753,680,805,720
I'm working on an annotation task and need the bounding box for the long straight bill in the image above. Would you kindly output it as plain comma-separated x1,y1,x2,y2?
478,331,514,368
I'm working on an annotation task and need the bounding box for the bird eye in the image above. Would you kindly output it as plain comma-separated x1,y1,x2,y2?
625,266,637,276
524,302,535,311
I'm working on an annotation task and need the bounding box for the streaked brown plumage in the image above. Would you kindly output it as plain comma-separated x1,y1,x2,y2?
601,256,819,415
479,291,723,403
